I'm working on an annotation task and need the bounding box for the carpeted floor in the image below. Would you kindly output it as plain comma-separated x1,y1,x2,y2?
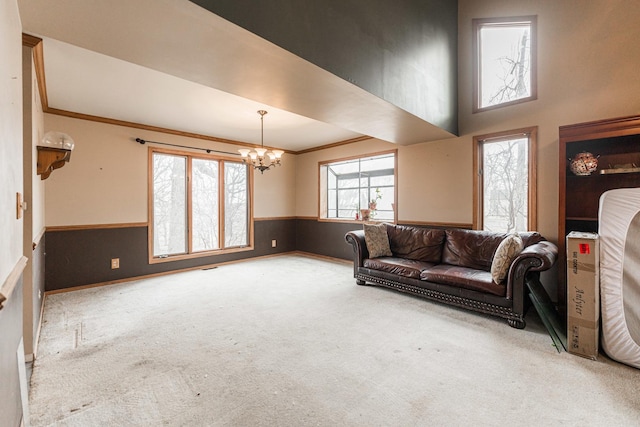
29,254,640,426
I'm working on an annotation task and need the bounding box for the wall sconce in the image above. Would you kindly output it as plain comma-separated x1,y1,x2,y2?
37,131,75,180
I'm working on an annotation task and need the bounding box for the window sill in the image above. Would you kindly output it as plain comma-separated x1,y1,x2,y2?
317,217,396,225
148,245,254,264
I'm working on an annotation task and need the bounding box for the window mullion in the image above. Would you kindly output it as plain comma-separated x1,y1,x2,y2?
358,159,362,213
219,160,225,249
186,157,193,254
333,171,338,218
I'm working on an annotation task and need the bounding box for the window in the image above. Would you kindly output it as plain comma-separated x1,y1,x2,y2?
149,148,251,262
473,127,537,232
319,151,397,221
473,16,537,112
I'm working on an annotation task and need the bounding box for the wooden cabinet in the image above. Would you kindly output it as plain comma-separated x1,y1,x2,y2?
558,115,640,318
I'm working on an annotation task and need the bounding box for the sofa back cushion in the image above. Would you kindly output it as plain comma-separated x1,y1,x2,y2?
386,224,445,263
442,229,544,271
442,229,503,271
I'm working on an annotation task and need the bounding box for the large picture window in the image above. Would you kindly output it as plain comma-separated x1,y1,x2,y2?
473,127,537,232
473,16,537,112
319,151,397,222
149,148,251,262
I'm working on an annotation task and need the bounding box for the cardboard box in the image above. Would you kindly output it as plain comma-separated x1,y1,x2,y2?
566,231,600,360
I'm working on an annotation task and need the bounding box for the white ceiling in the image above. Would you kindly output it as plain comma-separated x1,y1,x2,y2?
42,38,360,152
19,0,455,152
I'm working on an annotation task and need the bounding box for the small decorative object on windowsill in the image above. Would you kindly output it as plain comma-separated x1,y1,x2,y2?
360,209,371,221
368,188,383,218
569,152,599,176
238,110,284,174
37,131,75,180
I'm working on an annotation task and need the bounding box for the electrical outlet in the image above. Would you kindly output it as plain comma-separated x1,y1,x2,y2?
271,239,277,248
111,258,120,269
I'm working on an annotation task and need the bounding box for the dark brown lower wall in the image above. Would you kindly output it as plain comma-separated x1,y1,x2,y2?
45,219,472,291
44,219,296,291
294,219,473,261
295,219,361,260
0,276,24,427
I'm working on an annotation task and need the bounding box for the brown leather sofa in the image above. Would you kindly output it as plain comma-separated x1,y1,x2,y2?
345,224,558,328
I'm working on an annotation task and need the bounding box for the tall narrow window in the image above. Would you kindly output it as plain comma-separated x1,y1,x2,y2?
192,158,219,252
153,153,187,257
473,16,537,112
319,151,397,222
150,148,251,262
473,127,537,232
224,161,248,248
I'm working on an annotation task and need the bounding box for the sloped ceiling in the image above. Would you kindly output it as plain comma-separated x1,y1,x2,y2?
19,0,456,152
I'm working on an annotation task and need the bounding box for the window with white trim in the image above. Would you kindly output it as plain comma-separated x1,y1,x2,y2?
319,151,396,221
150,148,251,261
473,16,537,112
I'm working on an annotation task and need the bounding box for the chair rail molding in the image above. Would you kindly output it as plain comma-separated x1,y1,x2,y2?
0,256,28,310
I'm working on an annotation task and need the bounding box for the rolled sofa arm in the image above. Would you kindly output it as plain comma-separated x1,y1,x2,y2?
345,230,369,271
516,240,558,272
505,240,558,300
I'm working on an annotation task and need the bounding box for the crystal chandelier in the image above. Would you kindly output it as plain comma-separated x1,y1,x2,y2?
238,110,284,174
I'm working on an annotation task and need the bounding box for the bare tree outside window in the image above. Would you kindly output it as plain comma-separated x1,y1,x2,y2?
150,150,250,260
473,127,537,233
153,154,187,256
192,158,219,252
483,138,528,233
474,16,537,112
224,161,248,247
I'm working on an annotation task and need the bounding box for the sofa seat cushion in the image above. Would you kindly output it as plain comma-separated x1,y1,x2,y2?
420,265,505,297
385,224,445,263
364,257,436,279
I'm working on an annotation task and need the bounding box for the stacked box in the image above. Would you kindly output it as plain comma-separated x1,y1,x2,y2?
566,231,600,360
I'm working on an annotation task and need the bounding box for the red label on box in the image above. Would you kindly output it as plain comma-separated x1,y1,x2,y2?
579,243,590,254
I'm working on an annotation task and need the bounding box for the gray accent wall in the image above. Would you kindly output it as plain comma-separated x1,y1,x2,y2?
190,0,458,135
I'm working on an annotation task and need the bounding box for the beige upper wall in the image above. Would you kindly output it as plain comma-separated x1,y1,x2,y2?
43,0,640,237
0,0,24,284
297,0,640,243
44,114,296,227
294,137,471,225
31,61,45,238
25,53,45,240
457,0,640,243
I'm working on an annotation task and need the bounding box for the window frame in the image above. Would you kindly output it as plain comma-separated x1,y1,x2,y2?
472,15,538,113
473,126,537,232
318,149,398,223
148,147,254,264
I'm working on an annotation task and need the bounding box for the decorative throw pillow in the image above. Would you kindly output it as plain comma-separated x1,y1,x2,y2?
363,223,392,258
490,233,524,283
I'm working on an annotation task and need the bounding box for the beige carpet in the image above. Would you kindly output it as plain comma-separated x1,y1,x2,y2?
29,254,640,426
